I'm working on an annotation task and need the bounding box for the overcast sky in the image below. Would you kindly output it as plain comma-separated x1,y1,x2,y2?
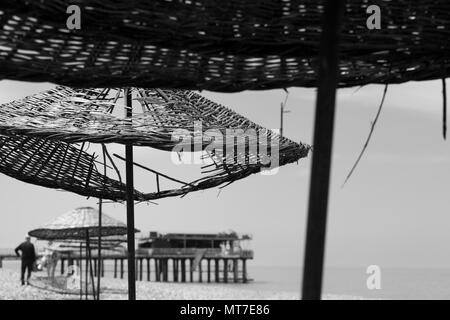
0,79,449,269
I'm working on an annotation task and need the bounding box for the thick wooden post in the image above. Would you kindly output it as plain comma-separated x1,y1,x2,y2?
120,259,124,279
0,258,3,269
125,88,136,300
97,198,103,300
114,259,118,278
233,259,238,283
302,0,345,300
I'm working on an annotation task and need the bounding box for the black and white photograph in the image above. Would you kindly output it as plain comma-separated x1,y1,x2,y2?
0,0,449,306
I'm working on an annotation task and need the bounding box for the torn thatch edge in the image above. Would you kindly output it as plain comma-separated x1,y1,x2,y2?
0,87,310,202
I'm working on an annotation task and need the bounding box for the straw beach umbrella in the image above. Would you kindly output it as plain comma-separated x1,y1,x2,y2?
28,207,135,240
29,206,139,299
0,87,310,202
0,1,448,91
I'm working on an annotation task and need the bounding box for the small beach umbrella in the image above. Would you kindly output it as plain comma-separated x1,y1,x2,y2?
28,206,138,240
29,206,139,300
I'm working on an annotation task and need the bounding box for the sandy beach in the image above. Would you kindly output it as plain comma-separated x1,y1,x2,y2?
0,269,370,300
0,269,301,300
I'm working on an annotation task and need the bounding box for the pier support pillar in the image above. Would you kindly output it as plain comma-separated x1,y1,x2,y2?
223,259,228,283
214,259,219,283
233,259,238,283
198,259,203,283
207,259,211,283
155,259,160,281
242,259,247,283
135,259,139,281
189,259,194,282
163,259,169,282
147,258,150,281
181,259,186,282
173,259,178,282
60,258,65,275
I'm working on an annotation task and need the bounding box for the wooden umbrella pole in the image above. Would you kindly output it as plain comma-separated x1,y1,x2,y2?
97,145,108,300
125,88,136,300
85,241,88,300
86,230,96,299
97,198,102,300
79,242,82,300
280,102,284,137
302,0,345,300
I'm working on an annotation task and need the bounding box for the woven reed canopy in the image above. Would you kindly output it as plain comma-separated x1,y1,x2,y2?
53,236,128,250
0,87,310,202
0,135,141,200
28,207,139,240
0,134,142,201
0,0,448,92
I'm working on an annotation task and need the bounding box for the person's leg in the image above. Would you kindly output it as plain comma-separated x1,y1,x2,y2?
45,259,51,279
26,261,33,284
50,260,56,280
20,260,26,285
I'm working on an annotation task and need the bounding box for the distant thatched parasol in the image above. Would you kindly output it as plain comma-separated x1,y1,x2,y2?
28,207,139,240
29,206,139,300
